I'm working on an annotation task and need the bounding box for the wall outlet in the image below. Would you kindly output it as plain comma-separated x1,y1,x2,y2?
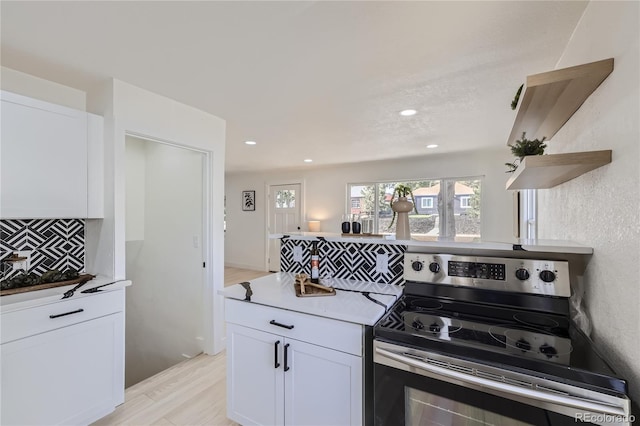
12,250,32,272
376,253,389,274
293,246,303,263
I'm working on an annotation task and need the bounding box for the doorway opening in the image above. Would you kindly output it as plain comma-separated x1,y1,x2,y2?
266,183,302,272
124,135,207,387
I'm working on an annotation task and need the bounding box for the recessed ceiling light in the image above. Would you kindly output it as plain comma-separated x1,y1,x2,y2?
400,109,417,116
304,159,313,163
245,140,257,145
426,144,439,149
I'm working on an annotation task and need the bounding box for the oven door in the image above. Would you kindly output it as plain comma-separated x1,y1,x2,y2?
374,340,630,426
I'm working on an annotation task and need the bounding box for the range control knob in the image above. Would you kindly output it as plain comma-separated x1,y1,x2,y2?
429,323,441,333
412,319,424,330
412,261,424,272
515,338,531,352
539,344,558,358
515,268,530,281
539,270,556,283
428,262,441,273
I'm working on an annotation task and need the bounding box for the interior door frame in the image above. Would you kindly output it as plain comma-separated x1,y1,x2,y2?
265,179,305,271
124,131,213,355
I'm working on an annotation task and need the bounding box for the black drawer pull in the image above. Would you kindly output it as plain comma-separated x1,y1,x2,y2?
274,340,281,369
284,343,290,372
49,308,84,319
270,320,294,330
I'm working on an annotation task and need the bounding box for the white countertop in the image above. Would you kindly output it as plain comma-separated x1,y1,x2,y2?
1,275,132,313
222,272,403,326
269,232,594,255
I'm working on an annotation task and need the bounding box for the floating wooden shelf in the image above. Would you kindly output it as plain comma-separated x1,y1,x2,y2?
506,150,612,190
508,58,614,146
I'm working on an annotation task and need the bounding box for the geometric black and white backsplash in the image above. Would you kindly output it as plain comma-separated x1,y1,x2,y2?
280,238,407,286
0,219,85,280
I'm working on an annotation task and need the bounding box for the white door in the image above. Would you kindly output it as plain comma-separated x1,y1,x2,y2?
284,339,362,426
268,183,302,272
226,324,284,426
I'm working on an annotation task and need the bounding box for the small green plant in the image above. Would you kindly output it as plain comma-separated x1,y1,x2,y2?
511,84,524,110
505,132,547,172
388,184,419,229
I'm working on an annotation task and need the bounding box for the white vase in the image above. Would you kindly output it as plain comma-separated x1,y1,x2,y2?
392,197,413,240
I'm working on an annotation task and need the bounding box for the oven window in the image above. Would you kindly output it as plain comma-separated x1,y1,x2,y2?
406,387,535,426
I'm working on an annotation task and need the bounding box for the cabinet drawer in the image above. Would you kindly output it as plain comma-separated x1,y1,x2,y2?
225,298,363,356
1,290,124,344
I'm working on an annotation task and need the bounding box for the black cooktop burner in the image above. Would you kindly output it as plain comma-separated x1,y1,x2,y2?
375,294,627,396
513,312,561,328
408,299,443,311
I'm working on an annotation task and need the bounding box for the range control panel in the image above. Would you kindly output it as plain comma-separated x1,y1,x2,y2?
448,261,506,281
404,253,571,297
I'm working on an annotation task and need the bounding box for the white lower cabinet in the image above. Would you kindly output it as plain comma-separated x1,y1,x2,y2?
227,324,285,425
284,339,362,426
226,299,363,426
0,290,125,425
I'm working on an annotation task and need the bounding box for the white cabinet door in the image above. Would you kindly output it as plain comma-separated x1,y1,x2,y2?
0,312,123,425
1,91,88,218
285,339,363,426
227,323,285,426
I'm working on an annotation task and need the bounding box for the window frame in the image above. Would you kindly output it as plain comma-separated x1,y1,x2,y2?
420,197,433,209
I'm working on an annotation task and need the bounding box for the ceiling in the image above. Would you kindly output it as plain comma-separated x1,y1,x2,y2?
0,1,588,173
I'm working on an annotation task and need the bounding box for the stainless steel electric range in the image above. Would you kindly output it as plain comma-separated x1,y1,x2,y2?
373,253,632,426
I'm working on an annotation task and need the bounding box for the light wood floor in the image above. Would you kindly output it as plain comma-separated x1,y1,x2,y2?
95,267,273,426
224,266,273,287
94,352,234,426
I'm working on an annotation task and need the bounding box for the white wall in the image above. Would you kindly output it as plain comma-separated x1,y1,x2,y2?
125,138,146,242
124,137,204,387
537,2,640,401
1,66,86,110
87,79,227,354
225,147,515,270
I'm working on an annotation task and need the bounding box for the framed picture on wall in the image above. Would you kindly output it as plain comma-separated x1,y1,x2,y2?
242,190,256,211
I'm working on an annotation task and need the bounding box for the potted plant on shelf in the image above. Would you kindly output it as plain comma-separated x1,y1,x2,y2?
505,132,547,172
388,184,418,240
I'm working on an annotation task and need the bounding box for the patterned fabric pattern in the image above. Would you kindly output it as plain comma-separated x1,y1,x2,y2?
280,238,407,285
0,219,85,280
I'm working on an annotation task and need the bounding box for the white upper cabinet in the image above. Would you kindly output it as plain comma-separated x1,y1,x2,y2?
0,91,103,218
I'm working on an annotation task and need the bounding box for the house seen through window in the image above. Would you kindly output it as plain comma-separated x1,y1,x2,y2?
347,178,481,241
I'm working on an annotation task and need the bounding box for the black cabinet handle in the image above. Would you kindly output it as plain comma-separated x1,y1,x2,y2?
274,340,281,369
284,343,290,372
49,308,84,319
270,320,294,330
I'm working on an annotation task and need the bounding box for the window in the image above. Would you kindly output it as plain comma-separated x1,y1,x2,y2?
275,190,296,208
347,178,482,241
519,189,537,239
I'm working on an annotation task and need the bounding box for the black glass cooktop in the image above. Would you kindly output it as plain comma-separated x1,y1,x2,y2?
375,294,627,396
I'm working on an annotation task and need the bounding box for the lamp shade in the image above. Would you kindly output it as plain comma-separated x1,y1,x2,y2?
308,221,321,232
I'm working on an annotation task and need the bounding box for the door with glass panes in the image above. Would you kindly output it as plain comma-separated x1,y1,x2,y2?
268,183,301,271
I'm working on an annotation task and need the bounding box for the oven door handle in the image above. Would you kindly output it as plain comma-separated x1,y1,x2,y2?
376,347,627,417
